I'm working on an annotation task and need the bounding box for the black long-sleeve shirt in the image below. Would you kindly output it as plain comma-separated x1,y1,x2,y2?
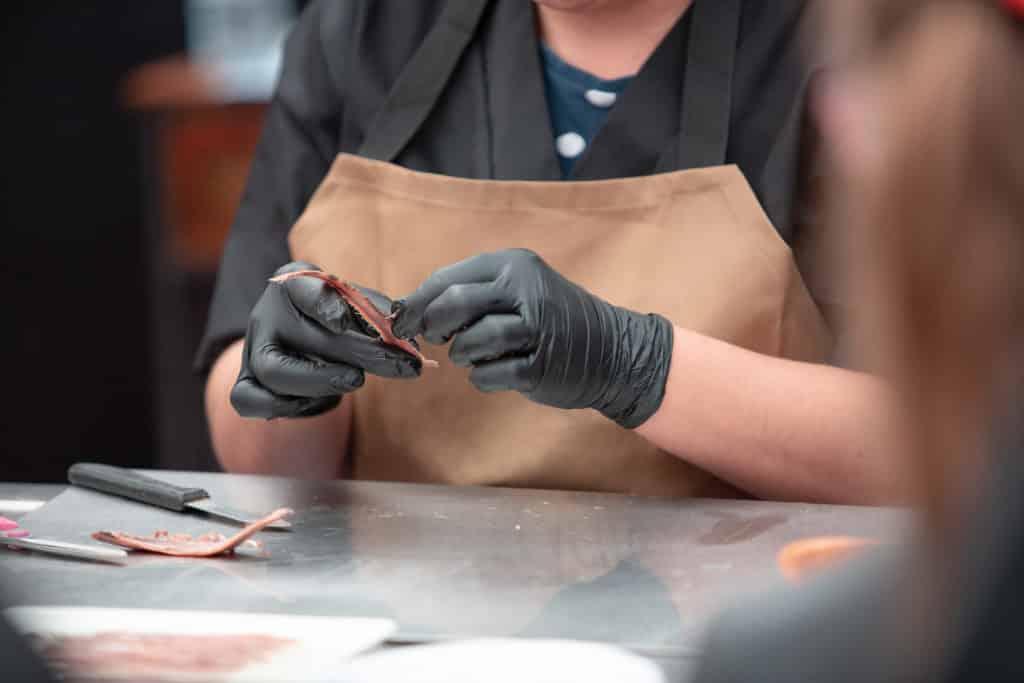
196,0,827,374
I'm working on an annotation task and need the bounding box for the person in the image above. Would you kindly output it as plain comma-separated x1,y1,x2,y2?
694,0,1024,680
198,0,906,503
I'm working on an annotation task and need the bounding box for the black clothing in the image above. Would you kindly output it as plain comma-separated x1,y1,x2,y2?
198,0,819,373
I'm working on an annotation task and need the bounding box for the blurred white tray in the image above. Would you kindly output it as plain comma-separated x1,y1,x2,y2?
6,606,396,682
337,638,667,683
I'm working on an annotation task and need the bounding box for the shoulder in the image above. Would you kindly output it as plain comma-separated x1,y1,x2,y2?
285,0,451,101
728,1,823,233
739,0,816,42
732,0,821,126
737,0,819,74
306,0,448,32
303,0,449,63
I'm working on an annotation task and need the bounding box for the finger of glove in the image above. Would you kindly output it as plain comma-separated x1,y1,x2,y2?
230,377,339,419
283,275,351,334
279,321,421,378
335,332,423,378
468,356,538,394
448,315,535,367
272,261,321,277
349,283,395,320
418,282,519,345
291,395,343,418
392,253,503,339
250,344,364,397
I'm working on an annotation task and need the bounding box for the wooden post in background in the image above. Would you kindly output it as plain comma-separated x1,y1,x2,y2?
124,56,267,471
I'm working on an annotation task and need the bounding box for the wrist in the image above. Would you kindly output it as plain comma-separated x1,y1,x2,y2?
594,309,674,429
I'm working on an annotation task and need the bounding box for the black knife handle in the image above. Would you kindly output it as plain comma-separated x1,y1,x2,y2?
67,463,209,511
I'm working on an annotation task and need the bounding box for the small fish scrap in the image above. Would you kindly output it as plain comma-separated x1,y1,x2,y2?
92,508,293,558
270,270,439,368
776,535,880,583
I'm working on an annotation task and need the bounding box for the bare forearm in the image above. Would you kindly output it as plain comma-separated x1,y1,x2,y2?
637,327,910,504
204,339,351,478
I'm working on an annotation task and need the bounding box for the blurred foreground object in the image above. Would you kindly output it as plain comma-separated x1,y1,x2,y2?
1003,0,1024,18
4,607,394,682
695,0,1024,680
337,639,665,683
0,605,53,683
776,536,879,583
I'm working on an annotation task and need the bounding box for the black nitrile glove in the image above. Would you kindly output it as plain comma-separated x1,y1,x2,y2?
231,261,421,420
392,249,673,428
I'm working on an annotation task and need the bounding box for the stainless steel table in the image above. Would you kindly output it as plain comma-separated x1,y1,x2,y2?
0,475,909,679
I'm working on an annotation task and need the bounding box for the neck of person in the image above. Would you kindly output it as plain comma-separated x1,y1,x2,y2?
535,0,694,80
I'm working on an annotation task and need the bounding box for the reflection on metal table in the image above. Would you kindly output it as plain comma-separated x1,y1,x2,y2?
0,473,909,675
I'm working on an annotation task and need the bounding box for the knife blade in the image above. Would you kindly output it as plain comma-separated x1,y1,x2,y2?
67,463,291,530
2,536,128,564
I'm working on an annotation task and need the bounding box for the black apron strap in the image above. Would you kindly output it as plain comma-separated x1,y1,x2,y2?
357,0,490,162
657,0,742,172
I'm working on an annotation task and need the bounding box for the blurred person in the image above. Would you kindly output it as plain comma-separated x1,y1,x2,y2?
694,0,1024,680
199,0,910,504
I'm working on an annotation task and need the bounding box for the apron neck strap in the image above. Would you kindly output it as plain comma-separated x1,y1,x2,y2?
357,0,491,162
659,0,742,172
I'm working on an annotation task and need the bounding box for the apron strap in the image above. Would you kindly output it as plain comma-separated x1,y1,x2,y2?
659,0,743,172
357,0,491,162
362,0,740,171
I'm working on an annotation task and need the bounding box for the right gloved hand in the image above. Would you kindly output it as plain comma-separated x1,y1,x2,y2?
230,262,422,420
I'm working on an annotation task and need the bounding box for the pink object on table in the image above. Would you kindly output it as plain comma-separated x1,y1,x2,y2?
4,529,30,539
0,517,18,531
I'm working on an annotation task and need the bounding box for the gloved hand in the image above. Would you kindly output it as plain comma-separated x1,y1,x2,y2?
231,262,422,419
392,249,673,428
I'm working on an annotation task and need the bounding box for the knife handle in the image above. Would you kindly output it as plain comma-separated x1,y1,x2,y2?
68,463,209,512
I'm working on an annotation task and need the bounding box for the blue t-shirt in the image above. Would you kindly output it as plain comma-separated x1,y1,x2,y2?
539,44,635,178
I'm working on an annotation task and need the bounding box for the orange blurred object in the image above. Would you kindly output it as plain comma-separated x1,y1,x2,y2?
161,106,265,270
122,55,267,272
777,536,880,583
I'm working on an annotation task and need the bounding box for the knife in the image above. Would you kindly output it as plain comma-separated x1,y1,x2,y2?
67,463,291,530
2,536,128,564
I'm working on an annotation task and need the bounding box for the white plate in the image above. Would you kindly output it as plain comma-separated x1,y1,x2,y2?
336,638,667,683
5,606,396,682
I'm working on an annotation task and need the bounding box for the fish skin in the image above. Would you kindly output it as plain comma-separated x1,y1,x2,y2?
270,270,438,368
92,508,294,557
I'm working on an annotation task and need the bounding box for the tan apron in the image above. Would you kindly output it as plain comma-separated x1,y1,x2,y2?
286,0,831,497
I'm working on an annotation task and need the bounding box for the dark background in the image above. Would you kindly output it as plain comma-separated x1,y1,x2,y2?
2,3,186,481
1,3,306,482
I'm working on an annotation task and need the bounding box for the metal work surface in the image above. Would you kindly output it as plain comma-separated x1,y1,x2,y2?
0,473,908,658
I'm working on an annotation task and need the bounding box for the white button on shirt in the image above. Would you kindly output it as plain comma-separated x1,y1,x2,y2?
584,89,618,108
556,132,587,159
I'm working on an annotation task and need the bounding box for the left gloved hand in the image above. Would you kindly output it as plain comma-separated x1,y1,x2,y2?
391,249,673,428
